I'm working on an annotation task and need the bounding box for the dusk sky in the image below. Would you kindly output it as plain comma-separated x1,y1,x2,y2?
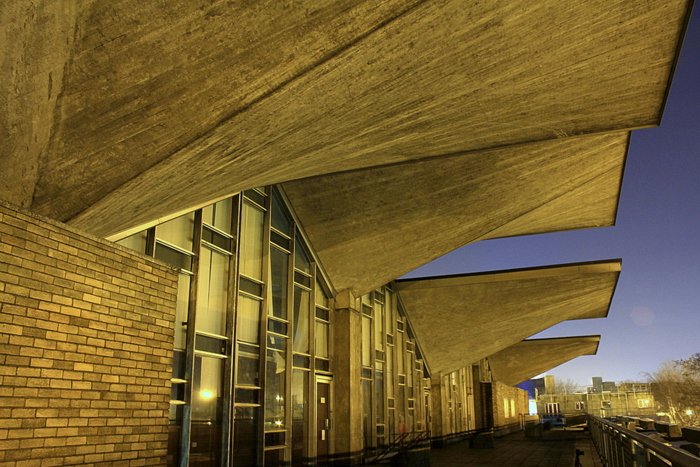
404,6,700,388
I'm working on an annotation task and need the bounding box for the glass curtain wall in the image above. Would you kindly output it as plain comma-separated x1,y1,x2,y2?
359,285,428,452
116,187,332,466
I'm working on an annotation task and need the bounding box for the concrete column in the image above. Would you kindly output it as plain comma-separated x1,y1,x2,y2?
331,289,363,465
430,373,446,445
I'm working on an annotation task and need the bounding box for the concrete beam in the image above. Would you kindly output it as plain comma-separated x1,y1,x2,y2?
0,1,686,236
395,260,619,375
284,133,627,296
488,336,601,387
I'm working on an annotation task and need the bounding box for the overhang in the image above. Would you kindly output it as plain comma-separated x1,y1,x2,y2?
394,260,620,375
488,336,601,386
284,133,627,295
1,2,689,237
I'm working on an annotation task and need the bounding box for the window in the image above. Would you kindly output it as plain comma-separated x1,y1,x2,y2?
637,399,651,408
575,401,586,411
544,402,560,415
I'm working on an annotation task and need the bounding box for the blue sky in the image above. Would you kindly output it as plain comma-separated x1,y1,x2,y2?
404,6,700,387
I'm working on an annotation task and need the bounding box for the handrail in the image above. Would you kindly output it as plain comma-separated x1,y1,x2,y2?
366,430,431,463
588,415,699,467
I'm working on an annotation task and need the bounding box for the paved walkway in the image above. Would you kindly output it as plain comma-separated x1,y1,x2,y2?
368,428,604,466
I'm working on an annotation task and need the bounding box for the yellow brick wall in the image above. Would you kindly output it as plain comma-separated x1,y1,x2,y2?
491,381,530,428
0,202,178,466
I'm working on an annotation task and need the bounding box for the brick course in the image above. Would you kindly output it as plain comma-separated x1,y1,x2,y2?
0,202,177,466
491,381,530,429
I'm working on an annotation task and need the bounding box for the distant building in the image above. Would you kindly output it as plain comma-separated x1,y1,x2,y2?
537,376,655,417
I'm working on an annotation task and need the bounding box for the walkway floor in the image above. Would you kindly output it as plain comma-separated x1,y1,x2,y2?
368,428,604,467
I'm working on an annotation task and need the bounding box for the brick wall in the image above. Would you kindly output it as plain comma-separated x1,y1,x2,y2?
0,202,178,466
491,381,529,429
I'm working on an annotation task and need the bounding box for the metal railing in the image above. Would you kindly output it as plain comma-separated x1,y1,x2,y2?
588,415,699,467
365,430,431,463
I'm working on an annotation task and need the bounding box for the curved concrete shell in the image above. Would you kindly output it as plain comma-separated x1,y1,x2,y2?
284,133,627,295
1,1,690,237
395,260,619,374
488,336,601,386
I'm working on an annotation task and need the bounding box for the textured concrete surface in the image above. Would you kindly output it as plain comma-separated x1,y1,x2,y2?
395,261,620,374
284,133,626,296
1,1,690,237
488,336,601,387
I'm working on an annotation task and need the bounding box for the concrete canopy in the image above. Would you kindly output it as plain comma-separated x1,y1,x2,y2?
394,260,620,375
284,133,627,296
488,336,601,387
1,1,690,238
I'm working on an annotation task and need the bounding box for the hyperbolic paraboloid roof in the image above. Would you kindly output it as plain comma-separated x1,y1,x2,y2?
487,336,601,386
395,260,620,375
1,1,690,240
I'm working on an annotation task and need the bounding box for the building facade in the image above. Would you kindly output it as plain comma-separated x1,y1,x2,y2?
0,2,691,466
537,378,656,419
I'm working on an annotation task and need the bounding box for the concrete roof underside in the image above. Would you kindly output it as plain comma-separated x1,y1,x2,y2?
0,1,690,238
284,133,627,296
488,336,601,387
394,260,620,375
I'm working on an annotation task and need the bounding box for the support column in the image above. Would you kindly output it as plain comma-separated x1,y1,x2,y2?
330,289,363,465
430,373,446,446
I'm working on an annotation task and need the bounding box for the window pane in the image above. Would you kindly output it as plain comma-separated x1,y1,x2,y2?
174,274,190,350
236,349,260,387
362,379,372,448
397,332,405,374
233,406,259,467
294,235,311,274
386,346,394,398
375,301,384,350
362,316,371,367
269,247,289,320
291,370,309,463
265,349,286,429
315,321,328,359
192,356,224,464
293,286,310,354
271,190,292,235
155,242,193,271
202,198,232,234
116,230,147,253
156,213,194,252
196,247,229,336
315,278,328,307
237,294,261,344
240,202,265,280
375,365,384,423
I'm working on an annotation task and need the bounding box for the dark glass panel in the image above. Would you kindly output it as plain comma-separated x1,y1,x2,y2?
235,388,259,404
294,236,311,274
315,358,330,372
233,406,259,467
236,351,260,387
202,225,233,251
293,271,311,288
243,189,266,207
195,334,227,355
267,319,287,335
155,242,193,271
271,190,293,235
292,370,309,463
315,307,329,321
270,230,291,250
264,432,285,446
264,349,286,430
270,247,289,319
239,276,263,297
293,354,311,368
